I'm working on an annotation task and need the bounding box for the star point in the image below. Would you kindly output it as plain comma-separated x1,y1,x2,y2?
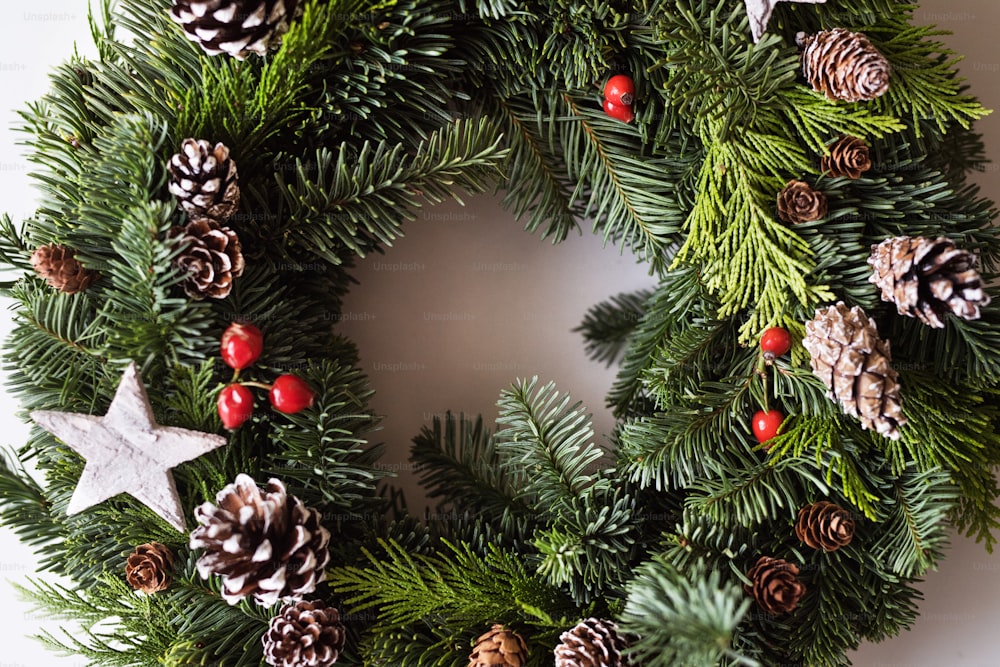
31,361,227,533
745,0,827,43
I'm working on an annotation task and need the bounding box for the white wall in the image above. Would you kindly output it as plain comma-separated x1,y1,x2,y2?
0,2,996,665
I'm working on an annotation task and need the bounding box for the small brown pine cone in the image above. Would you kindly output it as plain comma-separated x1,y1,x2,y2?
170,0,302,60
189,474,331,606
125,542,175,593
822,136,872,179
168,218,245,300
168,138,240,221
795,501,856,552
777,180,827,224
745,556,806,615
797,28,890,102
554,618,630,667
803,302,906,439
30,244,99,294
469,624,529,667
262,600,346,667
868,236,990,328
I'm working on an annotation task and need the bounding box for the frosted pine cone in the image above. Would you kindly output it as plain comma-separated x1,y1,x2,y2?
190,474,331,606
168,138,240,221
797,28,890,102
803,302,906,439
263,600,346,667
554,618,630,667
868,236,990,328
469,624,528,667
170,0,302,59
795,501,855,552
168,218,245,299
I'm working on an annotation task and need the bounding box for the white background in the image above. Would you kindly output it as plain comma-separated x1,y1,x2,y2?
0,1,997,665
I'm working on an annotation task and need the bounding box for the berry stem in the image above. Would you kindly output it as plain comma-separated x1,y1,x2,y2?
239,381,274,391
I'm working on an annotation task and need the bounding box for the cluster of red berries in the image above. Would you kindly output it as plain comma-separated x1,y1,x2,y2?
216,322,315,430
603,74,636,123
752,327,793,446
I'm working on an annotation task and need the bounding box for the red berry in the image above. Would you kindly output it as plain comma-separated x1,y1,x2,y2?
218,384,254,430
602,98,635,123
752,409,785,446
760,327,792,361
603,74,636,106
220,322,264,371
269,375,315,414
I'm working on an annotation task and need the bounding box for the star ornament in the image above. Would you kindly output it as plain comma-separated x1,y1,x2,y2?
31,362,227,532
745,0,827,43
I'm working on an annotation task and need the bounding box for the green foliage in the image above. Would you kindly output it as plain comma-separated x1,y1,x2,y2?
575,288,652,366
494,377,608,509
494,378,640,601
411,413,534,545
2,0,1000,665
620,557,756,667
18,568,269,667
270,118,507,265
331,538,576,666
485,91,584,242
264,360,385,515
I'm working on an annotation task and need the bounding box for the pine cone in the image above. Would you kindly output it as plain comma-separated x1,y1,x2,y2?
803,302,906,439
868,236,990,328
125,542,175,593
168,218,245,300
30,244,99,294
170,0,302,59
554,618,630,667
795,501,856,552
469,624,529,667
168,138,240,221
189,474,331,606
797,28,890,102
263,600,346,667
777,179,827,224
822,136,872,179
745,556,806,615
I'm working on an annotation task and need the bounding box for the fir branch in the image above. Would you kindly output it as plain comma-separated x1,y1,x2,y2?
607,266,705,416
780,86,905,155
866,466,958,578
0,452,64,564
494,377,610,511
620,557,756,667
557,92,688,268
684,450,829,528
270,118,506,265
891,372,1000,549
265,360,386,514
574,288,652,367
410,413,535,544
489,91,584,243
534,486,639,603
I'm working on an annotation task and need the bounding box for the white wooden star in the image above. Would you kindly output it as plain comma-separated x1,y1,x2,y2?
745,0,827,43
31,362,227,533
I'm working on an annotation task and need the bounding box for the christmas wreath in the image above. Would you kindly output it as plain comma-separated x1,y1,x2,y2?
1,0,998,665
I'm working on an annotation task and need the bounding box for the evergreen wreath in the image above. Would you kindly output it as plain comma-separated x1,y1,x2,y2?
0,1,998,666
